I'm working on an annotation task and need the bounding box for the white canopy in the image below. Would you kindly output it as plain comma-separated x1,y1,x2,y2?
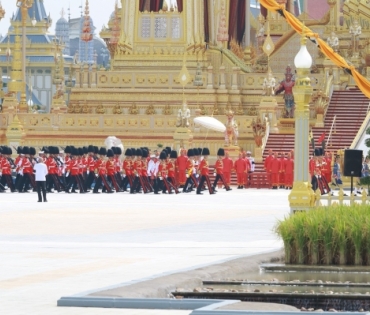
194,116,226,132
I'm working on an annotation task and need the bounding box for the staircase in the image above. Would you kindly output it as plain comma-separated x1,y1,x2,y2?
261,89,369,164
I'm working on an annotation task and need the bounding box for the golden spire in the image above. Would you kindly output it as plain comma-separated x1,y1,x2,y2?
8,25,23,96
300,22,307,46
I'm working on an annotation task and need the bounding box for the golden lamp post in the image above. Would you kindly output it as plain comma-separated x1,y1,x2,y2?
288,27,316,213
16,0,35,113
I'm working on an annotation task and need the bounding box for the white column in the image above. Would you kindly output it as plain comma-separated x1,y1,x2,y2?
207,65,214,89
193,0,199,44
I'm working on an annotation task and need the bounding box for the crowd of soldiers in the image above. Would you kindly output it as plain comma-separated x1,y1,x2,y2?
0,145,256,195
263,148,370,195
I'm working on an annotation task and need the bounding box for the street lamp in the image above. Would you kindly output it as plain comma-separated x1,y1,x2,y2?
16,0,34,113
288,25,316,213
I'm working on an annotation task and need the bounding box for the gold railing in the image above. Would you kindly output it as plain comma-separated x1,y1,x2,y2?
316,189,369,207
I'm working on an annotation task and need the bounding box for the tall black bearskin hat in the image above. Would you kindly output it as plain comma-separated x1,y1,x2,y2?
142,149,149,158
43,146,49,154
198,148,202,155
136,148,143,157
111,147,117,155
217,148,225,156
170,150,178,159
8,147,13,155
314,148,321,156
55,147,60,154
87,145,94,153
98,147,107,156
94,146,99,154
187,149,194,157
17,146,23,154
159,151,167,160
83,146,88,154
165,146,171,154
23,146,30,155
72,147,79,156
48,146,54,154
107,149,114,157
0,146,3,154
76,148,82,156
30,147,36,156
202,148,210,156
193,148,199,156
125,148,132,157
116,147,122,155
65,146,71,154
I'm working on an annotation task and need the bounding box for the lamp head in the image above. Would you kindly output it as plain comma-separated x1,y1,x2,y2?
294,24,312,69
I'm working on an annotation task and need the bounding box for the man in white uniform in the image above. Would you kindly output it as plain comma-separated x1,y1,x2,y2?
33,157,48,202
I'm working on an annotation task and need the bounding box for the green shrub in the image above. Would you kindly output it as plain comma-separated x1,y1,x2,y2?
274,204,370,265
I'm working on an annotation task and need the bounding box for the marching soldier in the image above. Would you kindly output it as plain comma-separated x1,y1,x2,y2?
122,148,133,191
93,147,113,194
106,149,121,192
212,148,231,192
168,150,180,194
65,148,86,194
0,146,16,192
157,150,172,194
196,148,215,195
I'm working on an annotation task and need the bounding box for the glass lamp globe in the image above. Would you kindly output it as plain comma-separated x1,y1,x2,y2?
32,17,37,26
294,40,312,69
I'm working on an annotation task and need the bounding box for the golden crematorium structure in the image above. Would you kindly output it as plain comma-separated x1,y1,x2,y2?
0,0,369,156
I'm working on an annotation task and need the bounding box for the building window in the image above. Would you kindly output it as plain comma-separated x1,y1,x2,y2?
154,17,167,39
141,17,151,38
171,17,180,39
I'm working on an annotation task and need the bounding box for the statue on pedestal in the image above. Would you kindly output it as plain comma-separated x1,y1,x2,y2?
176,101,190,128
349,19,361,57
262,69,276,96
327,31,339,53
224,110,239,146
275,65,295,118
113,104,122,115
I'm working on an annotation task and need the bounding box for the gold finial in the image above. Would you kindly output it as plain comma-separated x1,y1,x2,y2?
300,22,307,46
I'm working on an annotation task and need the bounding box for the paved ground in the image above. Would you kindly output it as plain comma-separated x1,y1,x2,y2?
0,188,290,315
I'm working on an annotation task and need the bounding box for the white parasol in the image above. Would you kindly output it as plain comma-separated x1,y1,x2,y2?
194,116,226,133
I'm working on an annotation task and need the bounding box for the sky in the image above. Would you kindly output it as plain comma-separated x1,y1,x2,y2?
0,0,118,37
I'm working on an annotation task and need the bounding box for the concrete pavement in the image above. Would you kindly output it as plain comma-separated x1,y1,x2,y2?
0,188,290,314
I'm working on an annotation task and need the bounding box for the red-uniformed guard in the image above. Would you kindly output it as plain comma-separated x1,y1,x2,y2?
196,148,215,195
106,149,120,192
269,153,281,189
168,150,180,194
183,149,197,193
222,151,233,187
122,148,133,191
234,153,246,189
157,150,172,194
212,148,231,191
264,149,274,187
65,148,85,193
176,148,188,187
0,146,15,192
17,146,37,193
93,147,113,194
283,152,294,189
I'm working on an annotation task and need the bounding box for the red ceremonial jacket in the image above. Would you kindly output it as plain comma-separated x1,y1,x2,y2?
198,159,209,176
234,158,246,173
0,157,12,175
214,159,224,175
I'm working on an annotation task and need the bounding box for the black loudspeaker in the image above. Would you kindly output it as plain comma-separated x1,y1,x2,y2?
343,149,362,177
